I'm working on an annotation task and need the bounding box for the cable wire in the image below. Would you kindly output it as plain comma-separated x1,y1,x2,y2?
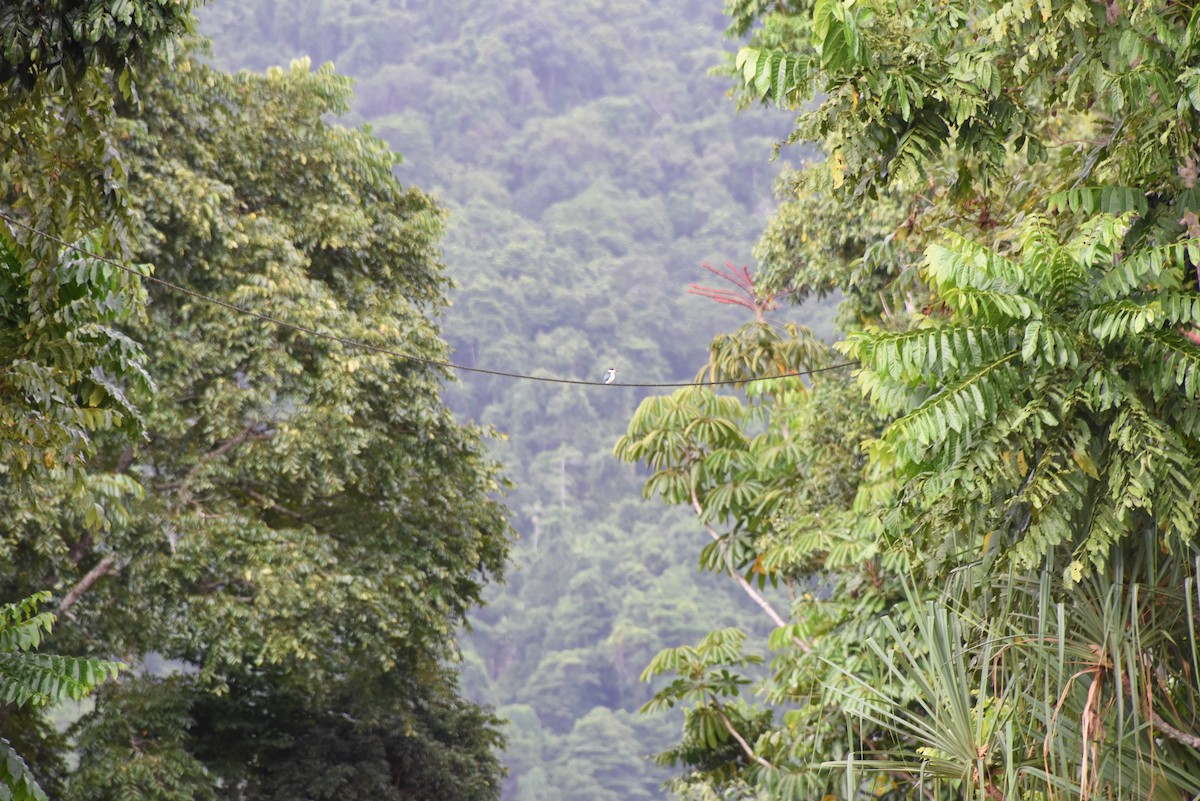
0,211,858,387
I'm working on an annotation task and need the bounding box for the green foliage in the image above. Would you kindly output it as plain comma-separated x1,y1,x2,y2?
844,214,1200,576
815,561,1200,800
69,671,507,801
194,2,820,798
0,222,153,477
4,37,512,801
0,0,189,517
100,46,508,683
637,629,775,797
0,626,119,710
620,0,1200,797
617,313,920,800
617,319,874,590
0,0,198,88
0,592,121,801
69,677,217,801
731,0,1200,200
0,740,47,801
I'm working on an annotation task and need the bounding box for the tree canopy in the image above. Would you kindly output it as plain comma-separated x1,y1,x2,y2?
13,1,1200,799
2,17,513,801
617,0,1200,799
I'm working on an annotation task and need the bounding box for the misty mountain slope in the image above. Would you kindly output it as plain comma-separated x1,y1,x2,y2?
199,2,829,798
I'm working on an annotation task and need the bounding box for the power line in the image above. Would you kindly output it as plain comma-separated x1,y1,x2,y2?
0,211,859,387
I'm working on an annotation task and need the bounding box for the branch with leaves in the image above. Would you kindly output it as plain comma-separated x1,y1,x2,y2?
0,592,123,801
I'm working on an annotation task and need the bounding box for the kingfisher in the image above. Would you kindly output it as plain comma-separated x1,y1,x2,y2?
603,367,617,384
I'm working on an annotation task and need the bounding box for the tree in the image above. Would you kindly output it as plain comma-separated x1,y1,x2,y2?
617,308,903,800
846,213,1200,576
1,1,199,478
618,0,1200,798
0,222,152,480
3,42,512,799
732,0,1199,203
3,8,194,797
192,2,839,797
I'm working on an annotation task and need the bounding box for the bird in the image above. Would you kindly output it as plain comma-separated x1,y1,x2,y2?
603,367,617,384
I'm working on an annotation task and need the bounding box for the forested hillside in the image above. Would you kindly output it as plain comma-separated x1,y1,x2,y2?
196,2,826,800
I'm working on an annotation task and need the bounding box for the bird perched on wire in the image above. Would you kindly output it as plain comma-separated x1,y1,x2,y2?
603,367,617,384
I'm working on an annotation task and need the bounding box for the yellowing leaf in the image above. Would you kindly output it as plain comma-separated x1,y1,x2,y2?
830,150,847,189
1072,449,1099,480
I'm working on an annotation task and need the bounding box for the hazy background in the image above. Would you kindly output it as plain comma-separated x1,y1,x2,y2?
199,2,829,797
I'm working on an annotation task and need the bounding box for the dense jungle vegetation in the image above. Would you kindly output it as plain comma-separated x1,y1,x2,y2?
4,1,1200,801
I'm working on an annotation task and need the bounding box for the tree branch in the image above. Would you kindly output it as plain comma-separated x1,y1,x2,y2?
690,487,812,653
159,425,272,494
59,553,119,616
1073,115,1125,188
707,692,774,770
241,486,309,523
1117,669,1200,749
1148,709,1200,749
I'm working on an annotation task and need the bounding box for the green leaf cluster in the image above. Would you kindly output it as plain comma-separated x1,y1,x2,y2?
732,0,1200,199
0,0,197,89
0,593,122,801
0,223,153,477
845,216,1200,575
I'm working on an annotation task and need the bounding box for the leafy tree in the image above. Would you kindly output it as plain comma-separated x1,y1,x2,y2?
0,222,152,478
1,1,198,476
3,41,512,800
196,2,819,798
617,306,900,799
0,1,196,86
548,707,661,801
2,10,193,796
69,677,216,801
618,0,1200,798
732,0,1199,202
846,213,1200,577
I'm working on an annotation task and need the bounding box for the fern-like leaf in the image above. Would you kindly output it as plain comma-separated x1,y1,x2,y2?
1046,186,1149,216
